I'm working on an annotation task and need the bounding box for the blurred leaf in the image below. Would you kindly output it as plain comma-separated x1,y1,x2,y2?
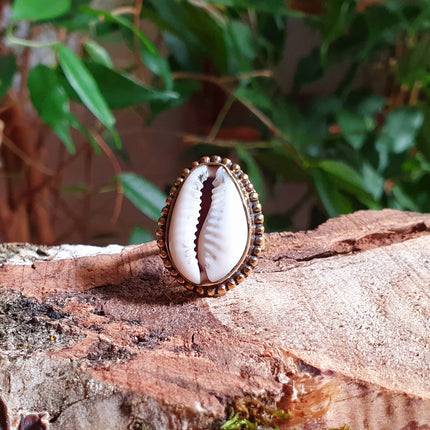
85,62,178,109
224,20,256,74
48,0,92,30
12,0,71,21
375,108,424,162
71,117,101,154
145,0,229,73
257,145,308,183
361,162,384,200
294,47,322,92
84,40,114,68
271,100,308,149
28,65,76,153
328,14,367,64
56,45,116,132
141,50,173,90
235,145,265,205
81,7,157,55
416,104,430,159
318,158,380,208
148,80,200,122
256,13,287,65
57,62,179,110
363,4,400,53
119,173,166,222
402,152,430,182
396,37,430,88
201,0,285,12
318,159,364,190
235,86,272,111
337,110,369,150
0,54,17,100
320,0,356,66
358,95,385,117
129,226,153,244
313,169,353,217
391,183,420,211
312,96,343,117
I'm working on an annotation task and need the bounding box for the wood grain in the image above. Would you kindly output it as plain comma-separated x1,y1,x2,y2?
0,209,429,429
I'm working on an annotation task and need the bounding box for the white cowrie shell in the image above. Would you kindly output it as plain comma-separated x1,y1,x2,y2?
157,155,264,296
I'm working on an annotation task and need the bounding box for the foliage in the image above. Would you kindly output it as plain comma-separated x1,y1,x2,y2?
220,396,290,429
0,0,429,244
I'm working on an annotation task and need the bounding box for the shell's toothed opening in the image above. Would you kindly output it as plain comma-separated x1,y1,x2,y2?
194,166,217,279
166,159,256,290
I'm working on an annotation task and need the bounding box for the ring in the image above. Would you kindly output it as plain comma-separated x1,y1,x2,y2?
156,155,264,296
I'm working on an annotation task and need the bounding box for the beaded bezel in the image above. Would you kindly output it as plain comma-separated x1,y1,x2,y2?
156,155,264,296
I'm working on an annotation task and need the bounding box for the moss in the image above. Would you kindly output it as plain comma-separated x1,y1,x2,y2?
219,396,290,430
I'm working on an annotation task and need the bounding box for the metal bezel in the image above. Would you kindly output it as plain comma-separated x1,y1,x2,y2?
156,155,264,296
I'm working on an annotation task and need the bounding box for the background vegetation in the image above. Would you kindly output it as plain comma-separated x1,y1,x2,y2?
0,0,429,245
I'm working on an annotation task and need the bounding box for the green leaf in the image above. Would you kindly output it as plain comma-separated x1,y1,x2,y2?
416,104,430,160
257,145,308,183
363,5,401,55
337,110,369,150
375,107,424,159
0,54,17,100
148,80,200,122
140,50,173,91
56,45,116,130
361,162,384,200
313,169,353,217
84,40,114,68
235,145,265,205
235,86,272,112
224,20,256,74
28,65,76,153
320,0,356,66
312,96,343,117
81,7,157,55
119,173,166,222
396,37,430,88
144,0,229,74
12,0,71,21
293,47,323,92
201,0,285,12
129,226,153,244
84,62,178,109
49,0,92,30
317,159,382,209
391,184,420,211
358,95,385,117
318,159,364,190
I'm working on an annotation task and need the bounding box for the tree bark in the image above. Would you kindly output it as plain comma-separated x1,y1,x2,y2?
0,209,429,429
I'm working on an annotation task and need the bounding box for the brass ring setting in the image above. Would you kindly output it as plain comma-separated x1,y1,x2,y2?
157,155,264,296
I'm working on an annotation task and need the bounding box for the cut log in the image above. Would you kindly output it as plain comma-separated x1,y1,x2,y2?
0,209,429,429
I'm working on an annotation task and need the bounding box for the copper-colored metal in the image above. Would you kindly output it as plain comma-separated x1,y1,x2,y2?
157,155,264,296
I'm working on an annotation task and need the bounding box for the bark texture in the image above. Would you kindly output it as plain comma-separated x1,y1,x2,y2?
0,209,429,429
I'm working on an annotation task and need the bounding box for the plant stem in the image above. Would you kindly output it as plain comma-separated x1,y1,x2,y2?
172,71,281,138
206,95,235,142
6,32,59,49
91,132,123,225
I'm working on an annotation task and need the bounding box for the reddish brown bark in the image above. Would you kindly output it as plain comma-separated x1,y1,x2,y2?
0,209,429,429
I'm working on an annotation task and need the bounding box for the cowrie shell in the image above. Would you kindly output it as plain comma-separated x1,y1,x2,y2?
157,155,264,296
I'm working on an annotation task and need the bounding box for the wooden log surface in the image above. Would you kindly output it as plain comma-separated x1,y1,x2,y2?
0,209,430,429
